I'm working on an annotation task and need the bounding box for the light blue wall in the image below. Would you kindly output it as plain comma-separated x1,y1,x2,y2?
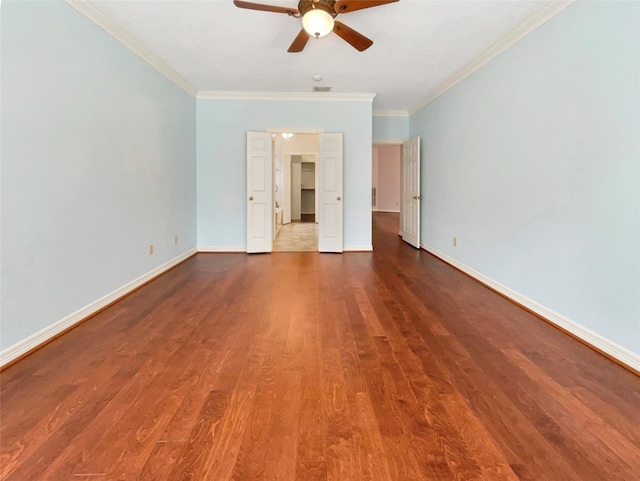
373,115,409,142
1,1,197,349
197,99,373,249
410,1,640,355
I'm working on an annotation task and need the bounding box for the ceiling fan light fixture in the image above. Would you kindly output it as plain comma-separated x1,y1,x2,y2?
302,8,334,38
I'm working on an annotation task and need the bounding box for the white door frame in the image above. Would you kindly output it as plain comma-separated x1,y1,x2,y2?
283,155,292,225
270,129,324,228
372,146,379,211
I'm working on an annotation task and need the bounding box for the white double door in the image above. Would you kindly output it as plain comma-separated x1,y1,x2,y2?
246,132,343,253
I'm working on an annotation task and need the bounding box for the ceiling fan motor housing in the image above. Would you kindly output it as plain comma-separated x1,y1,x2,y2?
233,0,392,52
298,0,338,18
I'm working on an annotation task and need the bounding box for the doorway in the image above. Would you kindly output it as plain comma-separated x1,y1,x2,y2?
300,160,317,223
246,131,344,253
273,133,319,251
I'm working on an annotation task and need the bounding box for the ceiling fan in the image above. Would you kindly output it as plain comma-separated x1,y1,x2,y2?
233,0,399,52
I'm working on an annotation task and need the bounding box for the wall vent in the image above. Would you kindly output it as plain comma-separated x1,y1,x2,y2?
313,86,332,92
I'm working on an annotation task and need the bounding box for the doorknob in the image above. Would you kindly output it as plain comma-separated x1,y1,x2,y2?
249,196,254,201
337,196,341,201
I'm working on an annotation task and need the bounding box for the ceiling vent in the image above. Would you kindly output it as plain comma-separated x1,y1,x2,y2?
313,86,332,92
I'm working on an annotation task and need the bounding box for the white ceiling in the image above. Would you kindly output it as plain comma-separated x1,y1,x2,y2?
80,0,563,111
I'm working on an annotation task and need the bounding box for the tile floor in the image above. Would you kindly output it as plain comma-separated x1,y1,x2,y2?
273,222,318,252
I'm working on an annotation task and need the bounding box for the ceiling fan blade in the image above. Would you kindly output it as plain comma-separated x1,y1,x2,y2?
334,0,399,14
233,0,299,15
288,29,310,52
333,21,373,51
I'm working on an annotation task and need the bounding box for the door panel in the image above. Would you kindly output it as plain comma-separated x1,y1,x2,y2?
318,133,343,253
251,204,267,237
400,137,421,249
322,204,339,238
247,131,273,253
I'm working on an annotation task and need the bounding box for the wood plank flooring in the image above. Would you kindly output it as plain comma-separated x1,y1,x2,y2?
1,212,639,480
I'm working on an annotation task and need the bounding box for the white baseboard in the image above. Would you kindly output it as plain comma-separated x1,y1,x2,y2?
373,209,400,213
344,245,373,252
199,246,375,253
0,248,197,368
198,246,246,253
422,244,640,373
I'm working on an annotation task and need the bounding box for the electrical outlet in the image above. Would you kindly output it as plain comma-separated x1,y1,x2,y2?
149,244,154,255
453,237,457,247
174,235,178,245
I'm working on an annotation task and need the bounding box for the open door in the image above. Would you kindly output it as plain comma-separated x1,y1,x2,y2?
318,133,343,253
247,131,273,253
400,136,421,248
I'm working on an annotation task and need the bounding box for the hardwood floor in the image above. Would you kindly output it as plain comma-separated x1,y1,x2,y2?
1,212,639,480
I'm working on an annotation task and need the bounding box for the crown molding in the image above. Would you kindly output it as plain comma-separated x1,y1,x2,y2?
373,110,409,118
408,0,576,116
65,0,198,98
197,91,376,102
